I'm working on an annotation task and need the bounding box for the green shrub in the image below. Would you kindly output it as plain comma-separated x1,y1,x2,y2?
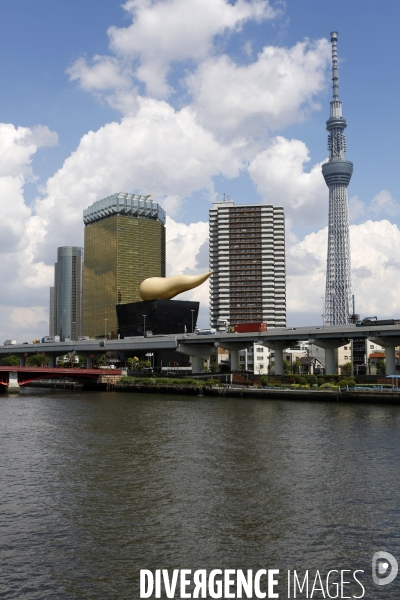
319,382,333,389
339,379,356,388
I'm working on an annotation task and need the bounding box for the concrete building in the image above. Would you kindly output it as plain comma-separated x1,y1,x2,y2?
209,200,286,329
49,246,84,340
336,341,352,374
83,193,166,338
238,344,270,374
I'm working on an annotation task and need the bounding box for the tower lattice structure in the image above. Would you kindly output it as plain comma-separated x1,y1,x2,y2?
322,31,353,325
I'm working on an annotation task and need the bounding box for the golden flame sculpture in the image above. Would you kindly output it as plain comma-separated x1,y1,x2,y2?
139,272,212,301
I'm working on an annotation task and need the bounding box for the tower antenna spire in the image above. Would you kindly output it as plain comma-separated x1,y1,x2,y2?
322,31,353,325
330,31,339,100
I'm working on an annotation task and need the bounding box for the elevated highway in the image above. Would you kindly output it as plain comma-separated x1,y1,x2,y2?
1,323,400,375
178,324,400,375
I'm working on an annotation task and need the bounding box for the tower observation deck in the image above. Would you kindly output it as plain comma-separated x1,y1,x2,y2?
322,31,353,325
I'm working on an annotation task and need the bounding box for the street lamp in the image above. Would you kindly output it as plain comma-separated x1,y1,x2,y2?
104,318,108,339
143,315,146,335
191,310,195,333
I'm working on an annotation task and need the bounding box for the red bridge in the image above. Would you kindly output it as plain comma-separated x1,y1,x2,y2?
0,366,122,388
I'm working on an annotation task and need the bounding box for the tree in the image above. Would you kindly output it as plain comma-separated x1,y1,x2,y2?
256,364,265,375
127,357,140,370
26,354,50,367
307,374,318,386
376,359,386,376
292,360,302,374
283,360,291,375
94,355,106,367
342,362,353,377
1,355,20,366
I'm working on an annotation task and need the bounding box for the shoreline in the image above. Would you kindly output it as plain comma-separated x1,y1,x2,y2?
114,384,400,405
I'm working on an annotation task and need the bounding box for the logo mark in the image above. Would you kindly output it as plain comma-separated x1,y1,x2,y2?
372,551,398,586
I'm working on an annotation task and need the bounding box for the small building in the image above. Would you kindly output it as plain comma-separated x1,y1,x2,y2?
238,344,270,374
297,356,324,375
368,352,400,375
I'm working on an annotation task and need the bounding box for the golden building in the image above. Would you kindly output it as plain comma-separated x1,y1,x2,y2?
83,193,165,338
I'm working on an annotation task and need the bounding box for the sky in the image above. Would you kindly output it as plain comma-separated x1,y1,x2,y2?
1,0,400,340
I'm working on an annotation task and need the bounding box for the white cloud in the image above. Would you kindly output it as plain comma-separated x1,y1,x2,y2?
67,55,132,92
370,189,400,217
25,125,59,149
107,0,278,97
248,136,327,224
0,123,57,178
165,216,208,276
0,122,59,341
187,38,331,137
287,220,400,322
165,216,210,327
348,195,365,222
0,123,57,255
33,97,240,261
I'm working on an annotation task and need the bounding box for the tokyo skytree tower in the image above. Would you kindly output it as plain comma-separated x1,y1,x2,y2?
322,31,353,325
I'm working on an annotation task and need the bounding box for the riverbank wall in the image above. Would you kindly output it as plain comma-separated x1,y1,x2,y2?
115,384,400,404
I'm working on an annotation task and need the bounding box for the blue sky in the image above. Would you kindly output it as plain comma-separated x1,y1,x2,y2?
0,0,399,337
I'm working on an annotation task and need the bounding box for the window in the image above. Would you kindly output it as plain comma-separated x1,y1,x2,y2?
344,346,348,350
370,345,374,349
344,356,348,359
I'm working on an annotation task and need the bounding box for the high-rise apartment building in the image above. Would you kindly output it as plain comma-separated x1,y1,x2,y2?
209,201,286,329
83,193,166,338
49,246,84,340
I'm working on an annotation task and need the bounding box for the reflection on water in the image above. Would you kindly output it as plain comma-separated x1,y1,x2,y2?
1,389,400,598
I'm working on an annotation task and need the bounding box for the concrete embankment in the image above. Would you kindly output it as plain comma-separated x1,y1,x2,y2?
115,384,400,404
116,384,205,396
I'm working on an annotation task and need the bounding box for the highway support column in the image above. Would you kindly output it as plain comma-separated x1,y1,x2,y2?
176,342,216,374
261,341,290,375
311,338,350,375
215,342,254,372
369,335,400,376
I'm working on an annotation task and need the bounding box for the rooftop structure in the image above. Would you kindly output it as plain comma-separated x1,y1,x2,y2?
83,192,166,225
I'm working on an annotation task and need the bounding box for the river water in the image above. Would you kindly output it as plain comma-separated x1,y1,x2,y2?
1,388,400,599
